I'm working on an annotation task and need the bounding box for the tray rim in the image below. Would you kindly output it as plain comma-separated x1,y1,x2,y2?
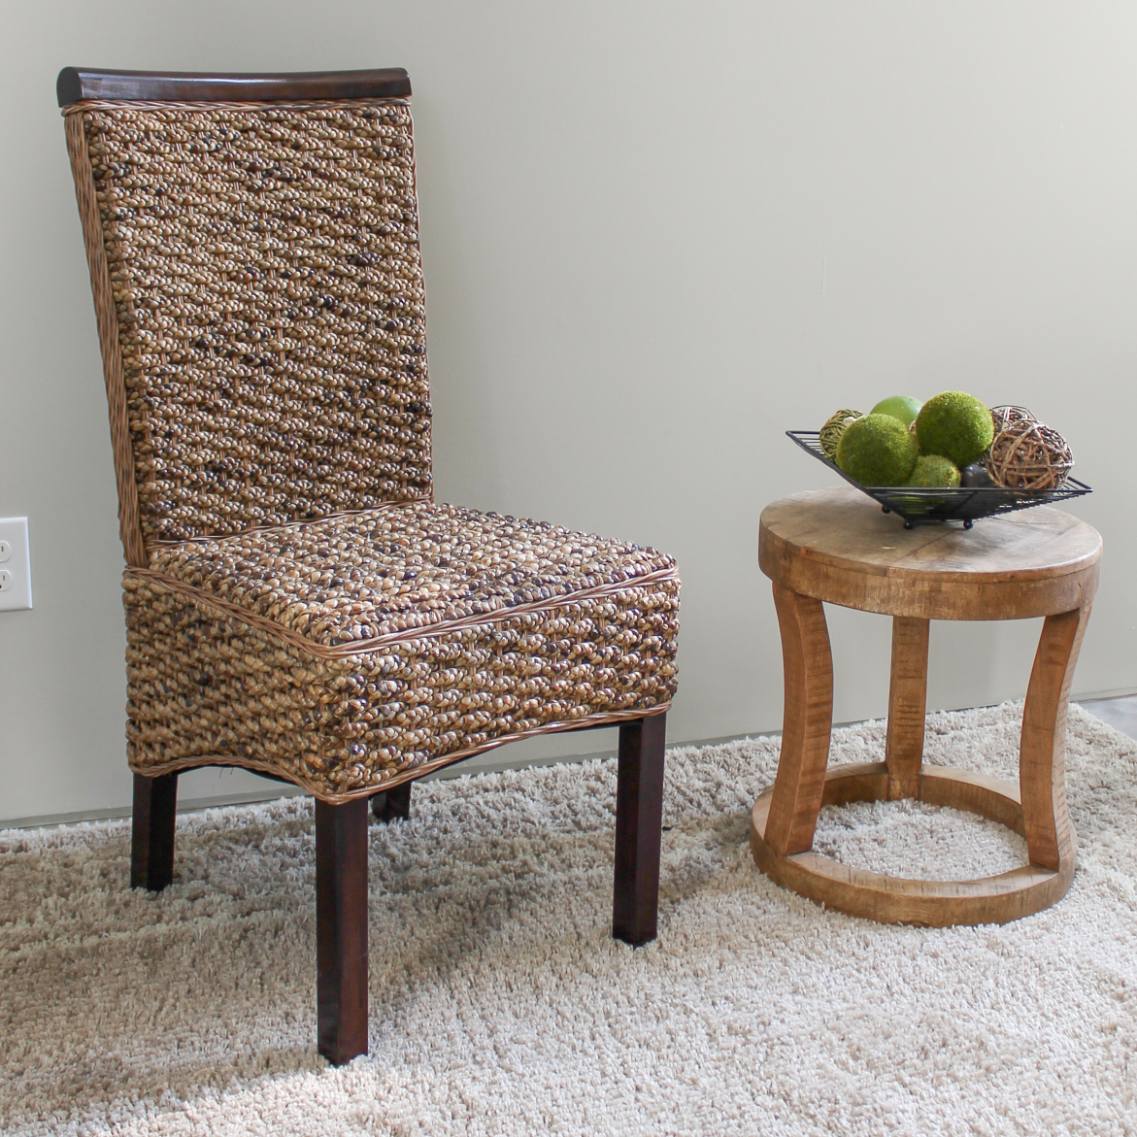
786,429,1091,525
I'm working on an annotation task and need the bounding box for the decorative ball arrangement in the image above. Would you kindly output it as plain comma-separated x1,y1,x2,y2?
961,462,994,488
817,391,1076,494
835,413,918,486
991,405,1035,434
914,391,994,468
870,395,921,426
908,454,961,488
819,408,862,459
986,419,1074,490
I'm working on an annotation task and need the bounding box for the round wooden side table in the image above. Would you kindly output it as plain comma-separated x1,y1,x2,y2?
751,487,1101,926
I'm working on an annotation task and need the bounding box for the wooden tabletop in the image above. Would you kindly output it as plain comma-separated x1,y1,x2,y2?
759,488,1101,620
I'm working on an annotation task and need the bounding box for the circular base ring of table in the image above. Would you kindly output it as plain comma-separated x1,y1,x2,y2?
750,761,1074,927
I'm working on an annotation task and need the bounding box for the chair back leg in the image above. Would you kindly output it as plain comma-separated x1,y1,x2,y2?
315,797,370,1064
131,772,177,891
612,713,667,946
370,781,412,823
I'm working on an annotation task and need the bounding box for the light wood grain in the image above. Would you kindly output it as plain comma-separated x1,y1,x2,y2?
1020,606,1090,870
752,488,1099,926
759,488,1101,620
885,618,929,800
751,763,1072,926
762,585,833,857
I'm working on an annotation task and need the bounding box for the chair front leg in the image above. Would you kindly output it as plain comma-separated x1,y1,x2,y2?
315,797,370,1064
131,772,177,891
613,713,667,946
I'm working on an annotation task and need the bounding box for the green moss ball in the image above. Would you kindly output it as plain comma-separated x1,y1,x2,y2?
907,454,961,488
819,408,862,459
836,413,919,486
870,395,922,426
914,391,994,467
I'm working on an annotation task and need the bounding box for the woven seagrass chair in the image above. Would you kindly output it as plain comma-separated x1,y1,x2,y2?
58,66,680,1064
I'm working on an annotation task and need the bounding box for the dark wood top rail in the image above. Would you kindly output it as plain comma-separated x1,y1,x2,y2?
57,67,411,107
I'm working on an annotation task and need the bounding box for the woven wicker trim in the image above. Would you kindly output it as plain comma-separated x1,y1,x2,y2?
62,97,411,115
126,564,682,658
64,112,147,566
129,703,671,805
149,498,429,547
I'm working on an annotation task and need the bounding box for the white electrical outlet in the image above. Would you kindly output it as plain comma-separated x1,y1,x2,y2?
0,518,32,611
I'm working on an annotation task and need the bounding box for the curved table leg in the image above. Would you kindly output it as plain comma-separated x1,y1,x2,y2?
763,584,833,857
752,604,1092,926
1020,606,1090,873
884,617,929,801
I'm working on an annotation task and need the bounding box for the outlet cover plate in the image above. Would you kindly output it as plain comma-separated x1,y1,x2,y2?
0,518,32,611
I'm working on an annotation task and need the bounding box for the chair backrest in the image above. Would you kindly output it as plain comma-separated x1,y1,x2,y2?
59,68,432,564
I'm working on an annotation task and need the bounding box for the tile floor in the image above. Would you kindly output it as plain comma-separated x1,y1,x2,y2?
1078,696,1137,742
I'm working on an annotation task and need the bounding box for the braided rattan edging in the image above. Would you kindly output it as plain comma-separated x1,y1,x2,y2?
142,501,680,650
65,112,147,565
129,704,672,805
127,563,682,658
149,497,430,547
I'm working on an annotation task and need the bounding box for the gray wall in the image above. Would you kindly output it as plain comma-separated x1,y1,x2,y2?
2,1,1134,821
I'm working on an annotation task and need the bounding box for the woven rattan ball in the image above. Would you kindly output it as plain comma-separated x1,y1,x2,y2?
990,404,1036,434
819,409,862,460
986,419,1073,490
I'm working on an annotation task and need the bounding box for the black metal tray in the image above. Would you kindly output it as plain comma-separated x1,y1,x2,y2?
788,430,1092,529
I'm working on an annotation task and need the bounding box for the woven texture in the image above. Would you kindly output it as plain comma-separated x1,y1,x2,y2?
126,504,679,800
68,91,681,801
80,99,431,545
146,501,677,648
987,418,1075,491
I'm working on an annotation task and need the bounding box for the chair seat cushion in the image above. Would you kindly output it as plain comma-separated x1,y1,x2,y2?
125,503,680,800
145,501,677,649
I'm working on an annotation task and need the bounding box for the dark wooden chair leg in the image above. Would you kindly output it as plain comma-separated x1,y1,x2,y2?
130,772,177,891
613,713,667,947
315,797,370,1065
370,781,412,823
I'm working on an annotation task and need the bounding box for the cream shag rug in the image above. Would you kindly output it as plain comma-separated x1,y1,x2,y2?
3,703,1137,1136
